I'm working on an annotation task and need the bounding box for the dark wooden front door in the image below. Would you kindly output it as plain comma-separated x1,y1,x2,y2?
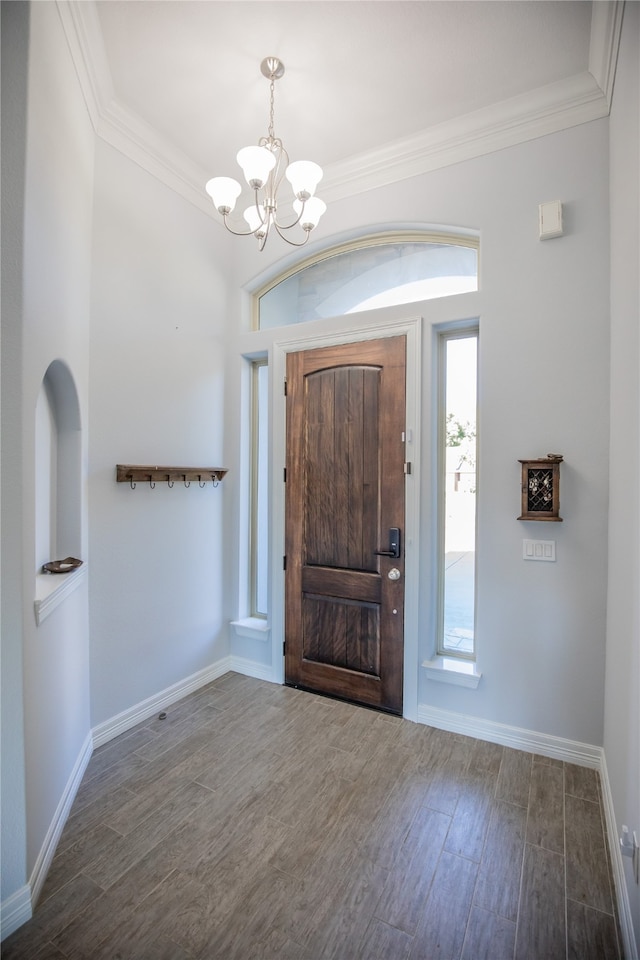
284,335,406,714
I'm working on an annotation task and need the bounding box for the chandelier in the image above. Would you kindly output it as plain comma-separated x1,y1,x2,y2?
205,57,326,251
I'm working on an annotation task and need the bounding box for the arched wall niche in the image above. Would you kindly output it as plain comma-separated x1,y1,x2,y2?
35,360,82,573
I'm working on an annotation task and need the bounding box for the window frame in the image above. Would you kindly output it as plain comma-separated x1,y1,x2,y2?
249,359,268,620
436,325,479,661
252,231,479,330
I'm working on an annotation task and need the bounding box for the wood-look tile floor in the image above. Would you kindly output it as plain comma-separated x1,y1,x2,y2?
4,673,622,960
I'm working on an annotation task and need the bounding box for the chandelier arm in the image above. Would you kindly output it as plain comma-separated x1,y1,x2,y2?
250,192,269,227
220,213,262,238
273,221,311,247
273,202,305,232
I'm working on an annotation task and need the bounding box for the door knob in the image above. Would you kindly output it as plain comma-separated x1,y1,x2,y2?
388,568,401,581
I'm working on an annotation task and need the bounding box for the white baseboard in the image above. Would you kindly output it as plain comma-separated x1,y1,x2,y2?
229,655,277,684
599,754,639,960
30,731,93,908
91,657,233,748
91,656,278,751
417,703,603,767
1,884,32,941
2,732,96,940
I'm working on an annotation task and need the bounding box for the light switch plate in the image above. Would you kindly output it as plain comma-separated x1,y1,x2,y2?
539,200,563,239
523,539,556,562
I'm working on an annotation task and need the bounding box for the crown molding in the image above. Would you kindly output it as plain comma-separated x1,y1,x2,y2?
320,71,610,204
58,1,213,215
589,0,625,108
98,97,214,215
56,0,112,132
59,0,623,216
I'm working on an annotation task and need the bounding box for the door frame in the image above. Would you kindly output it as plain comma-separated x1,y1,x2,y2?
269,312,422,721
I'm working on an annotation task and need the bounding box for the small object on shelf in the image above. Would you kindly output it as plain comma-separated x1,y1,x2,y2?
518,454,563,522
42,557,83,574
116,465,228,489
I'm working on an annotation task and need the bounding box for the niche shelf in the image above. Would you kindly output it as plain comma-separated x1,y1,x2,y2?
116,464,228,488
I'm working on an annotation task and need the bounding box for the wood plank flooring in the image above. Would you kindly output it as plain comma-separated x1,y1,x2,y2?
3,673,622,960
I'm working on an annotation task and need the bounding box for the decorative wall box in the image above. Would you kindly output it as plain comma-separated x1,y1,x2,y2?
518,455,563,521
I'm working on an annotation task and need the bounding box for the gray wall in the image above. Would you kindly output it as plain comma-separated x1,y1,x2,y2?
88,139,232,726
1,0,30,914
2,0,93,915
606,1,640,949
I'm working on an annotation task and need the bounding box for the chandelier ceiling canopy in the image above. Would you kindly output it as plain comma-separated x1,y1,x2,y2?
206,57,326,251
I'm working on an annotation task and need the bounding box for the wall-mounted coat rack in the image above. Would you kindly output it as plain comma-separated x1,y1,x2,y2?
116,465,228,489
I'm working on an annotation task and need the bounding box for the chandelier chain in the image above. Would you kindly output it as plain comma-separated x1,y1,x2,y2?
268,78,275,142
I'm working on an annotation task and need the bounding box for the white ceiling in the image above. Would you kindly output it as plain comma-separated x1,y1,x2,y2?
62,1,623,213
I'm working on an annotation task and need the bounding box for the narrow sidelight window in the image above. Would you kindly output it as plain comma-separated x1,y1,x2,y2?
438,330,478,659
250,360,269,618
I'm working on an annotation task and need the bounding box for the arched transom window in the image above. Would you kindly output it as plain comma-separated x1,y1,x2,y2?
255,233,479,329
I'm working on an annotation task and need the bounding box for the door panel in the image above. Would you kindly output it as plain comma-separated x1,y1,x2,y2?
285,335,406,714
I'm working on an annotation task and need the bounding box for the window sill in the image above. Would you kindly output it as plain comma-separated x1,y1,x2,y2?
231,617,270,642
422,656,482,689
34,564,87,626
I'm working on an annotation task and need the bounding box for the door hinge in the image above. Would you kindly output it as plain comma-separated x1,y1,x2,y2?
404,462,412,474
283,641,286,656
283,467,287,483
283,555,287,570
283,378,288,396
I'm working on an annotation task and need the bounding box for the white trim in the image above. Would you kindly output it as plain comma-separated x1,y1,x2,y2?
91,656,279,751
97,98,211,216
417,702,603,767
230,618,270,642
55,0,107,132
599,753,639,960
34,564,87,626
30,732,93,908
58,3,619,213
91,657,232,748
422,657,482,689
228,656,277,684
321,72,609,204
0,885,32,942
270,313,423,722
60,0,212,215
589,0,626,109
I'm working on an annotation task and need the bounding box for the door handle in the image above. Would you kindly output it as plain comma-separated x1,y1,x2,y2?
374,527,401,559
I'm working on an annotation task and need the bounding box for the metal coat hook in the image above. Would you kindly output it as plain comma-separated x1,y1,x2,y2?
149,475,156,490
128,475,136,490
167,477,174,488
212,474,219,487
183,475,190,488
198,475,206,488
